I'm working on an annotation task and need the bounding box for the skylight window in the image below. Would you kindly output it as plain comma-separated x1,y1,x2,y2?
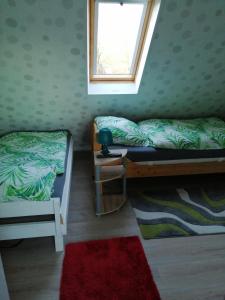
89,0,154,81
88,0,161,94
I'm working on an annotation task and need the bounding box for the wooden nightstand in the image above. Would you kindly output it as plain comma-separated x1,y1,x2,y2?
94,149,127,216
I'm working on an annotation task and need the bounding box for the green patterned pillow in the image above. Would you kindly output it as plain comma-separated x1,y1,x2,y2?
95,116,149,146
138,117,225,150
202,117,225,148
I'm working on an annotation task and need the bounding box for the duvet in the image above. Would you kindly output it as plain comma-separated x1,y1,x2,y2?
0,131,67,202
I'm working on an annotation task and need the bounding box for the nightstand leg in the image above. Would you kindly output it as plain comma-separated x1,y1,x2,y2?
122,159,127,198
122,174,126,198
95,166,101,215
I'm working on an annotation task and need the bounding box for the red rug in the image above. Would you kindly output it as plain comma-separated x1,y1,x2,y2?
60,236,161,300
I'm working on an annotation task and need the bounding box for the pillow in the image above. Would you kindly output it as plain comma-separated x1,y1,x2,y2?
202,117,225,149
138,117,225,150
95,116,149,146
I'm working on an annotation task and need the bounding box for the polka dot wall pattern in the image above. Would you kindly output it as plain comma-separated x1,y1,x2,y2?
0,0,225,149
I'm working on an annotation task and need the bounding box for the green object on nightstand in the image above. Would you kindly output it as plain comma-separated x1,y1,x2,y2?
97,128,122,158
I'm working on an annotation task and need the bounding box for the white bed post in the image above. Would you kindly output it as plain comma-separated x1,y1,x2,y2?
0,254,10,300
53,198,64,252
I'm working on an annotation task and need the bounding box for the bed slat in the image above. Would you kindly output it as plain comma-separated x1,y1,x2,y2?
0,200,56,218
0,222,55,240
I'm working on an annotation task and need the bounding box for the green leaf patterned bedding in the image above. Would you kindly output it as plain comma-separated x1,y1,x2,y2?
0,131,68,202
95,116,225,150
95,116,149,146
138,117,225,150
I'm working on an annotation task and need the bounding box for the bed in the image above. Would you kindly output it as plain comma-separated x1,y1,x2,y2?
0,131,73,252
92,117,225,177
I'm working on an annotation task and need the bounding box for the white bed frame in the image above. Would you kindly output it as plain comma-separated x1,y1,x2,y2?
0,137,73,252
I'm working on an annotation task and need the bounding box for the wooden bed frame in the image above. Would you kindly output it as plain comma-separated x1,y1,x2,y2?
92,123,225,177
0,137,73,252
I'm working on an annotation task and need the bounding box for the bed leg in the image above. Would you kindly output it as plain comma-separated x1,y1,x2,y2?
53,198,64,252
54,234,64,252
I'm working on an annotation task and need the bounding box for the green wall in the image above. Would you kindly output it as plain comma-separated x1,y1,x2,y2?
0,0,225,148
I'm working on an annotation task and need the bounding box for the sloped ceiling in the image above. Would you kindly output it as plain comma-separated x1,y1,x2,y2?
0,0,225,148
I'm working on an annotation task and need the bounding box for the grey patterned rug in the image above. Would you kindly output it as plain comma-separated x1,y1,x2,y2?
129,184,225,239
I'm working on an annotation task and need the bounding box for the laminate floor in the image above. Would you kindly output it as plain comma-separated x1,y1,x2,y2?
1,152,225,300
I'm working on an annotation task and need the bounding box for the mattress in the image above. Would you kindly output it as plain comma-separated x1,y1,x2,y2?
52,131,72,199
109,145,225,162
